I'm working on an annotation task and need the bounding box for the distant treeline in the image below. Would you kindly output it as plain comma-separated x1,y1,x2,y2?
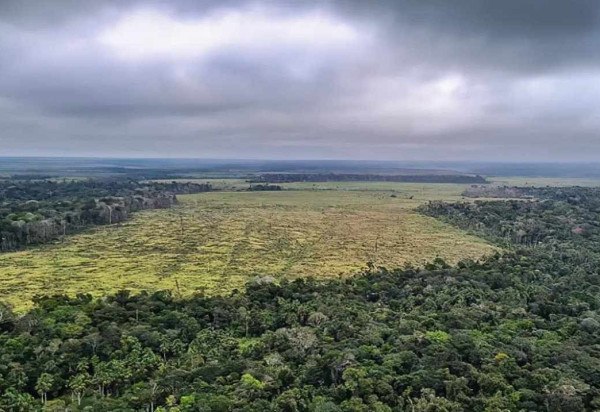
463,185,595,200
247,184,283,191
0,180,211,252
250,173,488,184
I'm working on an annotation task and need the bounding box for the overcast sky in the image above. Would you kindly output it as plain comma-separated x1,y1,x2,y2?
1,0,600,161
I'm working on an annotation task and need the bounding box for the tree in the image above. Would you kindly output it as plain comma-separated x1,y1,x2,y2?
69,372,90,406
35,373,54,404
1,388,36,411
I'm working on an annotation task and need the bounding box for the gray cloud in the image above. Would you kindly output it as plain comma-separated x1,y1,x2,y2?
0,0,599,161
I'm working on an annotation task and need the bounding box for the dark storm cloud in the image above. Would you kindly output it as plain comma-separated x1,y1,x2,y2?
335,0,600,73
0,0,600,160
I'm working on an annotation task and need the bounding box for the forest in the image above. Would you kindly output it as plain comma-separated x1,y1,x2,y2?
0,185,598,411
250,174,488,184
0,180,212,251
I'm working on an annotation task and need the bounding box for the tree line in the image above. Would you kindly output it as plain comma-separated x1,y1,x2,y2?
0,180,212,252
250,173,488,184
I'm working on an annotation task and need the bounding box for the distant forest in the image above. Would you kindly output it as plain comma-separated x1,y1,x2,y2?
251,173,487,184
3,157,599,179
0,185,599,410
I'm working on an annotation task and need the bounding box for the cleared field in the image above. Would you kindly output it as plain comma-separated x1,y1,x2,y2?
0,184,498,310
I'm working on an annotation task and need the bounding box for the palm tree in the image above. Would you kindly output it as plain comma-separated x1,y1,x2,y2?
35,373,54,404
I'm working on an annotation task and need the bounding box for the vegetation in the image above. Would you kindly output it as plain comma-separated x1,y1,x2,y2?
422,186,600,249
250,173,487,184
488,176,600,188
0,185,600,410
0,180,212,251
247,184,282,191
0,185,495,310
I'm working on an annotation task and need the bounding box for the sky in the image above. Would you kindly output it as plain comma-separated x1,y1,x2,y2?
1,0,600,161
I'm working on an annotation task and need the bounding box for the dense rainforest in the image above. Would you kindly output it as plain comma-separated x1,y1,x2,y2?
0,180,211,251
1,186,600,411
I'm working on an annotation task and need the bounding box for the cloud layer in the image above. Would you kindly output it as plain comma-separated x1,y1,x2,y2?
1,0,600,160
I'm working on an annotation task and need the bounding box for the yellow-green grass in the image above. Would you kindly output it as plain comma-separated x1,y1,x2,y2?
151,178,480,194
0,184,498,310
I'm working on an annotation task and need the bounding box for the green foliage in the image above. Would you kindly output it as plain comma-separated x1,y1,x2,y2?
425,330,451,344
0,185,598,410
240,373,265,390
0,179,211,252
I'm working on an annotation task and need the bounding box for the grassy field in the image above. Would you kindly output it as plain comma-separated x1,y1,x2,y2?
153,178,484,192
0,183,498,310
158,176,600,190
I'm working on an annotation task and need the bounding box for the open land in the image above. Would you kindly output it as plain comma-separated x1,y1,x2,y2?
0,182,502,310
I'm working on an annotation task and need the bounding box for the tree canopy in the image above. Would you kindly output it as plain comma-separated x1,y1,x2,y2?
0,185,599,410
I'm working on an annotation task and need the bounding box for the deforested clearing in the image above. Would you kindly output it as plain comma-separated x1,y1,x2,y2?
0,183,497,309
